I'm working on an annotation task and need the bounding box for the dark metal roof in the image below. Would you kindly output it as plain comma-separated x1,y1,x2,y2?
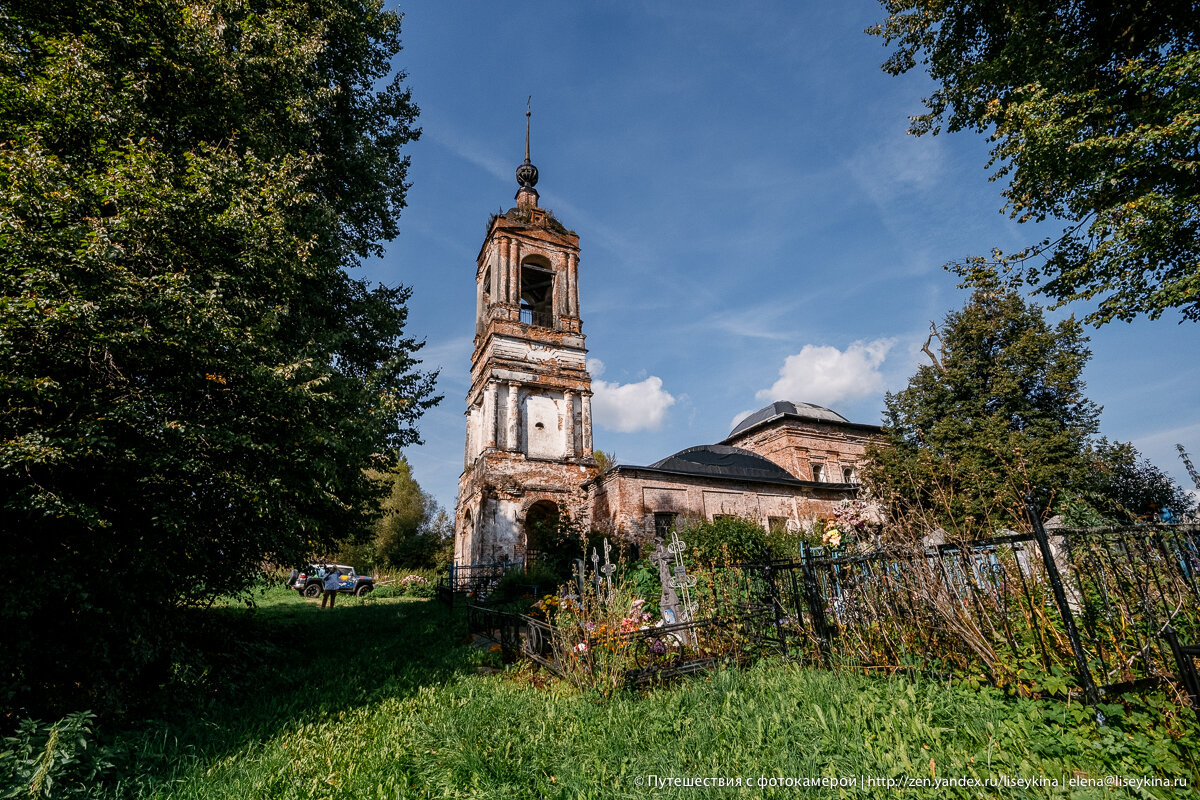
728,401,852,438
647,445,802,484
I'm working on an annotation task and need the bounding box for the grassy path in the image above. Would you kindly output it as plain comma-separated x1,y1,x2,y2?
103,590,1199,799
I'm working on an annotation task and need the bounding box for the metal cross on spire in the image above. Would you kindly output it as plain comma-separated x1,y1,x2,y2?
515,96,539,191
525,96,531,164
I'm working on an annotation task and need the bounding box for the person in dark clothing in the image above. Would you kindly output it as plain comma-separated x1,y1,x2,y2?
321,566,342,609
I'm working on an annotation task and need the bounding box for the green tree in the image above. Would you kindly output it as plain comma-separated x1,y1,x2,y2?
0,0,436,718
864,273,1100,534
592,449,617,474
369,458,448,570
1076,439,1196,522
872,1,1200,324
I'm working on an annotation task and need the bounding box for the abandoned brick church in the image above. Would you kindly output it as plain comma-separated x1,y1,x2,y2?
453,124,880,565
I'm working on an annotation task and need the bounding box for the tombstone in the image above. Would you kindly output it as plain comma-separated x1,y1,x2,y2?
649,542,682,624
573,557,586,599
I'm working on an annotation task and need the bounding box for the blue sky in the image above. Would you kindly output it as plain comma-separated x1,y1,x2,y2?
369,1,1200,513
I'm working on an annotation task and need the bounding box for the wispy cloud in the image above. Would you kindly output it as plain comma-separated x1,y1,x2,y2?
845,129,946,207
427,122,511,184
417,335,473,374
426,116,645,259
756,338,896,408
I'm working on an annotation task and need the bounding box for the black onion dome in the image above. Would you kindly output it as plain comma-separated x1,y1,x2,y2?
516,160,538,189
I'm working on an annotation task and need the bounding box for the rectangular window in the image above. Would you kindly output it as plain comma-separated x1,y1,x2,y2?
768,516,788,535
653,512,677,539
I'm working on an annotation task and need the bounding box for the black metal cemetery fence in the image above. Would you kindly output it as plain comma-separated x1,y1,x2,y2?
453,524,1200,710
731,522,1200,715
437,559,526,606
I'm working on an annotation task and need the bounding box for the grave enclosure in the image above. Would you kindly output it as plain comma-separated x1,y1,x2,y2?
447,520,1200,718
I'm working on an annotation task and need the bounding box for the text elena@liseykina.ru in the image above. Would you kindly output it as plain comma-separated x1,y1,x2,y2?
632,774,1190,791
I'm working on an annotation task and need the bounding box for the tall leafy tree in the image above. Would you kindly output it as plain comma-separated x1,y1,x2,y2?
864,272,1100,533
1080,439,1196,522
369,458,448,570
0,0,436,716
872,1,1200,324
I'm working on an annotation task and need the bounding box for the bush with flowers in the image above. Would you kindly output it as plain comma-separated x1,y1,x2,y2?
529,578,657,696
520,539,766,693
832,499,881,543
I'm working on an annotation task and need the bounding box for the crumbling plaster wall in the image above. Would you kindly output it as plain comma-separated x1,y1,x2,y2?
456,450,596,564
589,469,857,546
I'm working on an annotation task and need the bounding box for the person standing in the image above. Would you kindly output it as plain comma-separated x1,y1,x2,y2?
320,566,341,609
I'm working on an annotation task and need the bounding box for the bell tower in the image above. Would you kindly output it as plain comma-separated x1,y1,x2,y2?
454,107,597,565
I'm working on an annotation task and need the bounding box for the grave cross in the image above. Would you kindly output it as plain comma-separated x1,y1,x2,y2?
600,538,616,595
590,546,601,596
650,541,683,625
667,530,698,621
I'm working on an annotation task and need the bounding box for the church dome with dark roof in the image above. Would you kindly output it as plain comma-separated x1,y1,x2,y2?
728,401,851,438
648,445,801,484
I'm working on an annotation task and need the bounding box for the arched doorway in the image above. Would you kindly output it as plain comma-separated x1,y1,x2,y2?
521,500,560,563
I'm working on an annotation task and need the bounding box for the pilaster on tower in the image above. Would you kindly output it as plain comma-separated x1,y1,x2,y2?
454,107,597,566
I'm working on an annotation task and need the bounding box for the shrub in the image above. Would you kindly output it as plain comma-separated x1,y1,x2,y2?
398,572,437,598
0,711,113,799
487,564,562,606
678,516,770,564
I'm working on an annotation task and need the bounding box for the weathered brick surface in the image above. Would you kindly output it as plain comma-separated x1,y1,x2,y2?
586,414,883,544
454,196,597,565
588,464,859,548
723,419,878,484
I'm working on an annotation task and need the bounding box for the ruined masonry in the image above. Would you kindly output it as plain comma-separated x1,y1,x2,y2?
455,115,882,565
454,113,597,565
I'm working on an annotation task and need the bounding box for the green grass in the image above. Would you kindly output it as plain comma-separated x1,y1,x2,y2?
89,589,1199,799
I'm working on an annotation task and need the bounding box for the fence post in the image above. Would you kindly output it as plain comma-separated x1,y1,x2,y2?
1161,625,1200,725
799,544,832,668
1027,499,1100,706
760,562,788,659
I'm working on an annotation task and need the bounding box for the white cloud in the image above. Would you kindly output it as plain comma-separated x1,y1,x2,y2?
593,375,676,433
730,409,755,431
587,358,606,378
756,338,895,408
